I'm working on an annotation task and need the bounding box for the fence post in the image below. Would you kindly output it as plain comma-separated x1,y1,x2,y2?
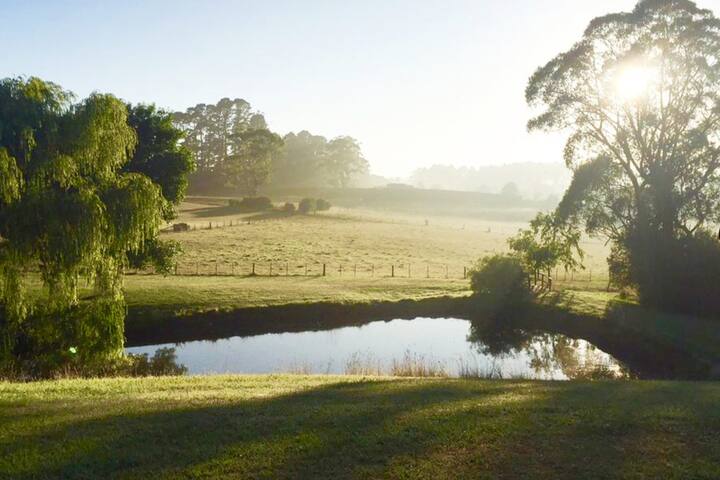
391,265,395,278
322,264,326,276
252,263,256,275
339,264,343,276
209,221,212,230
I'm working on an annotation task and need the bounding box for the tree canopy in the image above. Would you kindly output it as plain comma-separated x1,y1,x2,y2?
527,0,720,312
0,77,183,373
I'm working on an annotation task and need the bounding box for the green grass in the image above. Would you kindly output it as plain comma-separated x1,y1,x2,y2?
124,275,470,318
2,375,720,479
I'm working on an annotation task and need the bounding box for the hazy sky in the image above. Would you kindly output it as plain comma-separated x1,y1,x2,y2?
2,0,719,177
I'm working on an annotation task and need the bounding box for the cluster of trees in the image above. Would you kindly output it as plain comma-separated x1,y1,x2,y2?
173,100,368,194
520,0,720,316
0,77,194,375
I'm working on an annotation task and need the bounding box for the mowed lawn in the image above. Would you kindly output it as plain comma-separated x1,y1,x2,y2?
2,375,720,479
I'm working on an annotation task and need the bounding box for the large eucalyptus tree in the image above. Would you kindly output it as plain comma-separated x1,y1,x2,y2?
527,0,720,310
0,77,168,372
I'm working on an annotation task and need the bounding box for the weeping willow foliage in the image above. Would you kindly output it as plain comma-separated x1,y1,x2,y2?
0,77,165,373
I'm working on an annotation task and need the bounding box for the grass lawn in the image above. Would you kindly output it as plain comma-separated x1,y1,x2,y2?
2,375,720,479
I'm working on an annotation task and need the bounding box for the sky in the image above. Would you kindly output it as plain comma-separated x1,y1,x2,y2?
2,0,719,177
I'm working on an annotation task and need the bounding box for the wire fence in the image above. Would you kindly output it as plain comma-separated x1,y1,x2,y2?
126,260,606,283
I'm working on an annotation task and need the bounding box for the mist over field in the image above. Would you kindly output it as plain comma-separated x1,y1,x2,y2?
3,1,720,479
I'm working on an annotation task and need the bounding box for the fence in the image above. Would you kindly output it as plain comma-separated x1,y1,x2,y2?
129,260,472,280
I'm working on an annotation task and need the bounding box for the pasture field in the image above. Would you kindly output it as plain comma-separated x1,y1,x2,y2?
121,198,611,319
2,375,719,479
166,198,611,278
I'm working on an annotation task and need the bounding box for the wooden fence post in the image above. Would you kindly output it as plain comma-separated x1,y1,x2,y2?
252,263,256,275
463,266,467,279
322,264,326,276
391,265,395,277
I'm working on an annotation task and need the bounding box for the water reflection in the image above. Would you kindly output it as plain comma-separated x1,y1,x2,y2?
468,318,629,379
126,317,627,380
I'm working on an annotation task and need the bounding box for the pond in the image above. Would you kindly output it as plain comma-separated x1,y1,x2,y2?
126,317,628,380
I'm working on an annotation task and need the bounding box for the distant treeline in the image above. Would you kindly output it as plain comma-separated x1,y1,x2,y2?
409,163,571,199
173,98,369,194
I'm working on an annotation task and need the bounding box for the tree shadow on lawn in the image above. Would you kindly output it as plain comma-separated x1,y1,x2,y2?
3,379,720,479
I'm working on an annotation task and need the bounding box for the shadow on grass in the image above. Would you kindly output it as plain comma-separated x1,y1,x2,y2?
3,379,720,479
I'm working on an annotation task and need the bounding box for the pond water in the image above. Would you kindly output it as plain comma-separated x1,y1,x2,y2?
126,317,627,380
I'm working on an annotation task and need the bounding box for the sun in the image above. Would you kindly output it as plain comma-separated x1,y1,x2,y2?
612,65,657,102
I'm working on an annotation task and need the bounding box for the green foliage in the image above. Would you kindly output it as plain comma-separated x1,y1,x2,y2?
125,104,195,221
281,202,296,213
508,212,583,277
126,347,187,376
316,198,332,211
527,1,720,312
470,255,532,310
224,128,283,195
271,131,368,189
127,239,183,275
227,196,273,212
0,77,178,375
298,197,317,214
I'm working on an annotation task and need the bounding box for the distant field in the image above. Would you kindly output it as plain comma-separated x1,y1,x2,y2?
3,375,719,479
161,198,611,282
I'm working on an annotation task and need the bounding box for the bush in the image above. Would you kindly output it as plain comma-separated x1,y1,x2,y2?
228,196,273,212
470,255,532,311
172,223,190,232
281,202,296,214
316,198,332,211
627,230,720,316
298,198,317,214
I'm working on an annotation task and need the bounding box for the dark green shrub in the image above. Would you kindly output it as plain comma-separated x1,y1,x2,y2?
282,202,296,213
228,196,273,212
298,198,317,214
470,255,532,310
316,198,332,211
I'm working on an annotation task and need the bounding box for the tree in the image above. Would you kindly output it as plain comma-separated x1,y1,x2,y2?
224,128,283,195
125,104,195,220
508,212,584,280
500,182,520,199
0,77,170,373
324,136,369,188
526,0,720,310
272,131,328,187
173,98,266,191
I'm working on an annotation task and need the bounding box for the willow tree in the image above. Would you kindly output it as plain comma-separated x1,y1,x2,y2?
0,77,166,372
527,0,720,311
